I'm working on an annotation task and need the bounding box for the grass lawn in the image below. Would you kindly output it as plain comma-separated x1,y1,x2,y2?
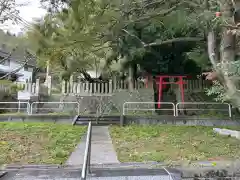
110,125,240,163
0,122,86,165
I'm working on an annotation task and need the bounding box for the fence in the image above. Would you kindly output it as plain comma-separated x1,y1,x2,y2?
0,76,212,96
0,78,51,97
61,78,211,95
0,101,233,117
0,101,30,114
16,79,49,95
30,101,80,115
0,79,48,96
176,102,232,117
0,101,80,115
122,102,232,118
123,102,176,116
184,79,211,92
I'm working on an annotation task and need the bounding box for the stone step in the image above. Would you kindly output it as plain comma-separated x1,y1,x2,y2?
73,116,120,126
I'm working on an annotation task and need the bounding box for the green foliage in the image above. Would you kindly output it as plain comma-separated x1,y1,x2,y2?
0,80,12,85
10,84,24,93
186,45,212,70
29,0,221,80
217,60,240,77
206,80,227,102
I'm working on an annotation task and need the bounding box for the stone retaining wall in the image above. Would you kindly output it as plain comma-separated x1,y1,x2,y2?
0,115,240,127
123,116,240,126
0,115,75,123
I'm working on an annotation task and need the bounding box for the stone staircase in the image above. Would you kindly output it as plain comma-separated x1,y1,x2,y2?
73,115,121,126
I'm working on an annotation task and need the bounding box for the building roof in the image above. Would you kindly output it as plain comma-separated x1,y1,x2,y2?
0,45,37,67
0,64,24,76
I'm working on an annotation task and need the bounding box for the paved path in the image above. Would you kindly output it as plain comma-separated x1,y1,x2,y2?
66,126,119,165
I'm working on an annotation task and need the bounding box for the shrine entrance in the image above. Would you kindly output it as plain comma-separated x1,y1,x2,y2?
145,75,187,108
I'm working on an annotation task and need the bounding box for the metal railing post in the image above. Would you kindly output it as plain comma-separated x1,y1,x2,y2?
87,125,92,174
172,103,176,116
30,102,35,115
27,102,31,115
228,103,232,118
176,103,179,116
123,102,126,116
77,102,80,115
81,122,92,180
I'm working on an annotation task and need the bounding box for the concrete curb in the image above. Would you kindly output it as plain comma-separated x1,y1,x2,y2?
2,160,240,170
213,128,240,139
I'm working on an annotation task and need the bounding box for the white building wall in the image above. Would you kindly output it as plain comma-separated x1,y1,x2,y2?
9,60,33,82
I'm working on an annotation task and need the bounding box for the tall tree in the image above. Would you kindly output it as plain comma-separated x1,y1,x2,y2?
31,0,206,84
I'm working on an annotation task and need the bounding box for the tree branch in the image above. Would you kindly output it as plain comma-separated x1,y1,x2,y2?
121,29,146,46
144,37,204,47
0,51,12,64
0,56,30,80
130,1,184,23
126,0,166,14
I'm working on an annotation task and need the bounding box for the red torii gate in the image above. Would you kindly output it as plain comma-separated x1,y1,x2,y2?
145,75,187,108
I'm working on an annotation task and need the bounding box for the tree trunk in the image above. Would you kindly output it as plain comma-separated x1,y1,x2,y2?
128,65,134,91
220,0,240,106
207,31,218,69
206,1,240,107
44,60,50,85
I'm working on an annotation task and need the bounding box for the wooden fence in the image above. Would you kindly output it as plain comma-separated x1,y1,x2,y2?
61,79,212,95
0,77,212,96
0,79,47,95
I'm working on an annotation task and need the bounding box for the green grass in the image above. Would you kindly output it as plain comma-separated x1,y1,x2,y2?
110,125,240,163
0,122,86,165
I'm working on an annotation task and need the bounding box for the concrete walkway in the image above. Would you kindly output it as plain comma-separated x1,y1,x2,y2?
66,126,119,165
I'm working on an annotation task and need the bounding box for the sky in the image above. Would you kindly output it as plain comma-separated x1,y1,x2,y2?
1,0,47,34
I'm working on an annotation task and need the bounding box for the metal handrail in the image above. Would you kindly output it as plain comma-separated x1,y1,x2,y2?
81,122,92,180
123,102,176,116
176,102,232,117
30,101,80,115
0,101,31,114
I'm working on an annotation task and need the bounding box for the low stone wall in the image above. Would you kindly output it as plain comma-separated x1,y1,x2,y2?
1,114,240,127
0,115,75,123
123,115,240,126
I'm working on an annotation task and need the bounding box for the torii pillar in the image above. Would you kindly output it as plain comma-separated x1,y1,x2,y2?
145,75,187,108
